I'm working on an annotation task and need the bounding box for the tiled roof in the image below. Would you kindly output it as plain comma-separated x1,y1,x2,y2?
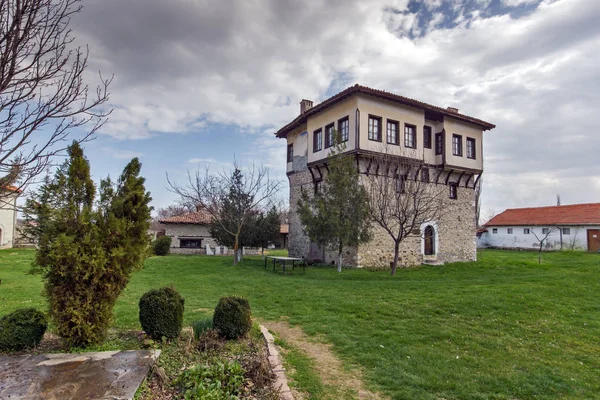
275,84,495,138
485,203,600,227
280,224,289,234
2,185,22,193
159,210,212,225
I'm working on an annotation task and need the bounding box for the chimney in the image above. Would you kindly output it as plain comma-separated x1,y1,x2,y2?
447,107,459,113
300,99,313,114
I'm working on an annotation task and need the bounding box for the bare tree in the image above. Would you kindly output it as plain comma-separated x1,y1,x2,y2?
366,154,448,275
530,226,557,263
167,163,282,265
155,204,192,221
0,0,111,201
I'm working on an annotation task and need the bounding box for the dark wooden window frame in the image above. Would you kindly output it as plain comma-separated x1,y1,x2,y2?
435,132,443,155
507,228,513,234
449,182,457,199
395,174,406,194
313,128,322,152
368,115,382,142
324,123,335,149
452,134,463,157
492,228,498,234
562,228,571,235
386,119,399,145
180,238,202,249
404,123,417,149
466,137,476,159
338,116,349,142
287,143,293,163
523,228,530,234
423,125,432,149
421,168,429,183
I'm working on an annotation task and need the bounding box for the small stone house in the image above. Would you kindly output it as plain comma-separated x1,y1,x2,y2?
159,210,217,254
478,203,600,252
275,84,495,268
0,186,20,248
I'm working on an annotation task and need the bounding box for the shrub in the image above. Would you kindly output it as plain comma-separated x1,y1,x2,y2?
153,236,172,256
176,360,245,399
139,287,184,340
0,308,47,351
23,143,152,348
212,297,252,339
192,317,213,341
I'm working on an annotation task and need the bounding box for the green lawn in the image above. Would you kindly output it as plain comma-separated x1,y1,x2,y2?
1,249,599,399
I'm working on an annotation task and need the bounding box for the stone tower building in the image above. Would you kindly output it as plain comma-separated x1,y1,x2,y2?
275,85,495,268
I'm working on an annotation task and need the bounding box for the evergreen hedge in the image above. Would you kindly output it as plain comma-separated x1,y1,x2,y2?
0,308,47,351
212,296,252,339
139,287,185,340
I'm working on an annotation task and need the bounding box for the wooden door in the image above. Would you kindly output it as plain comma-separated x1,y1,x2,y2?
587,229,600,252
424,226,435,255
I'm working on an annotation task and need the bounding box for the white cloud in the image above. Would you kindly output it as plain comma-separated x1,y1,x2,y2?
72,0,600,212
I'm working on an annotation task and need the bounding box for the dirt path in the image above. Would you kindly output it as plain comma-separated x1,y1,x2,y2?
261,321,387,400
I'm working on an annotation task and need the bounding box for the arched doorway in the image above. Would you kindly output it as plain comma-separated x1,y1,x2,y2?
424,225,435,256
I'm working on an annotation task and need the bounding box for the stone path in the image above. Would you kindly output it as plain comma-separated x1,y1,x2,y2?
0,350,160,400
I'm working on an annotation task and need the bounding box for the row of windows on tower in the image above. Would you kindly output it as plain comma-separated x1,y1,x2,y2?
312,116,350,152
367,115,477,159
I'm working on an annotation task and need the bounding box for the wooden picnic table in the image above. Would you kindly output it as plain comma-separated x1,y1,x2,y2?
264,256,305,275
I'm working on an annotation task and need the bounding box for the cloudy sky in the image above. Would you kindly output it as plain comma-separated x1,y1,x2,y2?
62,0,599,218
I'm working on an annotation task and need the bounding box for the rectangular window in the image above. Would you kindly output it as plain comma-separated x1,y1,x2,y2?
423,126,432,149
507,228,513,234
368,115,382,142
324,123,335,148
492,228,498,234
524,228,530,234
287,144,293,163
404,124,416,148
452,134,462,156
466,137,476,159
542,228,550,234
420,168,429,183
313,128,322,152
435,133,443,155
449,183,457,199
314,180,322,195
562,228,571,235
386,120,399,145
180,238,202,248
396,175,406,193
338,116,349,142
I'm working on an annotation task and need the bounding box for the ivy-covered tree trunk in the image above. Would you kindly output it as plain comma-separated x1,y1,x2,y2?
25,142,151,348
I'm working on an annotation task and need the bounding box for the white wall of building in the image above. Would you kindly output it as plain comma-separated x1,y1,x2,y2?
477,225,597,250
0,193,18,248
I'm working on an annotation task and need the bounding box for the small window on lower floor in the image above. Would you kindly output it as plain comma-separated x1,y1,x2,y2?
449,183,457,199
562,228,570,235
180,238,202,248
492,228,498,234
507,228,513,234
542,228,550,234
523,228,530,234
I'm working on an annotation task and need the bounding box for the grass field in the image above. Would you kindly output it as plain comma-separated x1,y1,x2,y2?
1,249,599,399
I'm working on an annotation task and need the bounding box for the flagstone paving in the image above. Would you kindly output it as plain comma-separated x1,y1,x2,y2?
0,350,159,400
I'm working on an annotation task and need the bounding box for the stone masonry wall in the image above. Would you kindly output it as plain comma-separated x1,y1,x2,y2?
287,170,312,258
287,169,477,269
357,182,477,269
164,223,217,255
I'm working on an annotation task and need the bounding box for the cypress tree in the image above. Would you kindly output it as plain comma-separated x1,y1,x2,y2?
25,142,151,347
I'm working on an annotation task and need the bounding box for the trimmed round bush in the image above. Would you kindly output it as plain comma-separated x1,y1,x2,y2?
0,308,47,351
153,236,172,256
212,297,252,339
139,287,184,340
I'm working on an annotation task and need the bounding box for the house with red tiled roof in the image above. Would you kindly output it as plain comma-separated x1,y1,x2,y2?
159,209,217,254
478,203,600,252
